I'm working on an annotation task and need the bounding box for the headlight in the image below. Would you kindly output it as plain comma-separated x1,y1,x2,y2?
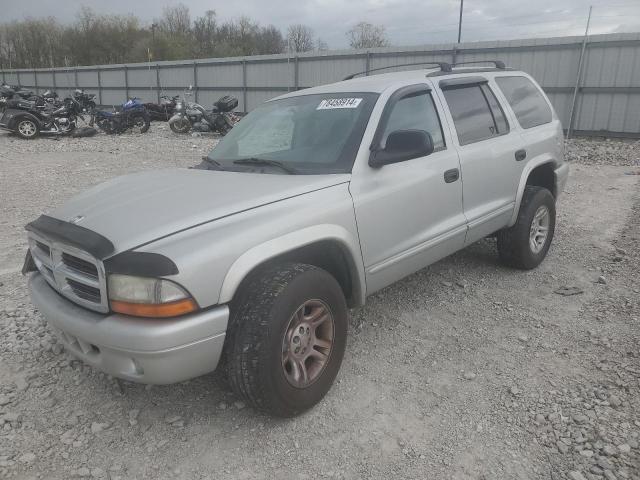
108,274,198,318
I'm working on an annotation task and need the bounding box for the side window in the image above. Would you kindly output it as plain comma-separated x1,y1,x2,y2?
442,84,508,146
382,91,445,150
495,76,552,129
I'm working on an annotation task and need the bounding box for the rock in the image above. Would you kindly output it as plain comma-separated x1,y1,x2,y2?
3,412,20,422
509,386,521,396
534,413,546,424
596,457,614,471
0,396,11,406
572,413,589,424
617,444,630,454
597,275,607,284
557,441,569,454
463,372,476,380
217,402,227,410
18,452,36,463
165,415,182,424
603,445,618,456
91,468,105,478
590,465,604,476
14,377,29,392
128,409,139,425
580,449,594,458
554,286,584,296
234,401,246,410
569,472,588,480
75,467,91,477
517,334,529,343
608,395,622,408
603,470,617,480
90,422,109,434
52,343,64,355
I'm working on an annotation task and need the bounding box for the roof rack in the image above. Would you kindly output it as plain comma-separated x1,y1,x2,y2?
450,60,506,69
343,61,452,80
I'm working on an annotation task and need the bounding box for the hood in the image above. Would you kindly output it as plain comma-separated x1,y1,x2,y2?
49,168,350,256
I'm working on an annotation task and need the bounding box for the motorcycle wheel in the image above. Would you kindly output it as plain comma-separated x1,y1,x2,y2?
15,118,39,139
170,117,191,134
130,112,150,134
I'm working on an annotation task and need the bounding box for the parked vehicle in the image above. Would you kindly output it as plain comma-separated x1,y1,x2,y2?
72,89,97,116
144,95,179,122
23,61,569,416
93,97,150,134
0,95,86,139
169,91,237,135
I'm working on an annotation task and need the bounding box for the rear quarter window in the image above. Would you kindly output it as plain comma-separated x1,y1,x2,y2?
495,76,553,129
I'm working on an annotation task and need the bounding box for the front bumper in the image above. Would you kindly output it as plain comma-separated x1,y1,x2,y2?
29,274,229,384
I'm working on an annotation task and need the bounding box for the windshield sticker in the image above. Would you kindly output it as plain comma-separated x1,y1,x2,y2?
317,98,363,110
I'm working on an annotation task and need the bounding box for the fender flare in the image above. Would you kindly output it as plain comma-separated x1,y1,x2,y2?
508,155,558,226
218,224,366,306
6,110,40,130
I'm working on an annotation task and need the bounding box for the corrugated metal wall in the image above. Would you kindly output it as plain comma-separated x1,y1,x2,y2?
2,32,639,136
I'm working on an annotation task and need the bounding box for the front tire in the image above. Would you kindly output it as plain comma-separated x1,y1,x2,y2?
15,118,39,139
170,117,191,134
225,263,348,417
497,186,556,269
130,112,150,133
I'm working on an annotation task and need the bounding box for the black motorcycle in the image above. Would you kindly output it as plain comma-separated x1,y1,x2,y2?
72,89,97,116
169,93,237,135
93,98,150,134
0,95,85,139
144,95,179,122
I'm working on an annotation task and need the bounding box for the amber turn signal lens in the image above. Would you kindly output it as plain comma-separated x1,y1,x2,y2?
111,298,198,318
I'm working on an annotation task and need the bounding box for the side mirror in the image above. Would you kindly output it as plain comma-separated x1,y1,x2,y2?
369,130,434,168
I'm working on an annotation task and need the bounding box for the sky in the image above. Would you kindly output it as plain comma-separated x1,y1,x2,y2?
4,0,640,48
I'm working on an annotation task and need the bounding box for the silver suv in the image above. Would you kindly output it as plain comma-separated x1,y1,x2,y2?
24,61,569,417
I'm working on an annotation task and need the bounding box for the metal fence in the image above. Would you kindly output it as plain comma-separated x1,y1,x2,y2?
2,32,639,137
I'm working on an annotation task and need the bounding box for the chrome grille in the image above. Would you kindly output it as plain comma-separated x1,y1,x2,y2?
28,233,109,313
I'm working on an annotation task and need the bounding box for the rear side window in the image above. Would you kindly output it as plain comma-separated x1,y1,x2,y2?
495,76,552,129
443,84,509,145
382,91,445,150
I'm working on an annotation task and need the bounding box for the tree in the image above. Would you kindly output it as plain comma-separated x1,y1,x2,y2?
347,22,390,49
287,24,314,52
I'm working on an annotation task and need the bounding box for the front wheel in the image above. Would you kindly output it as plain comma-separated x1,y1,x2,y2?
497,186,556,269
15,118,39,139
169,117,191,134
225,263,348,417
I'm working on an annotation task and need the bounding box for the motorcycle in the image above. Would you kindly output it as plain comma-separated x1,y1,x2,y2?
93,98,150,134
144,95,179,122
0,95,85,139
72,89,97,116
169,88,237,135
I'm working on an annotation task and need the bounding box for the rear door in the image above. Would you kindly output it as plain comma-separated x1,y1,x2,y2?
350,84,467,294
435,76,524,244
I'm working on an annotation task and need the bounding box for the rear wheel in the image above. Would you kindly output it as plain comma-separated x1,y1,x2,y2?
497,186,556,269
15,118,39,139
225,263,348,417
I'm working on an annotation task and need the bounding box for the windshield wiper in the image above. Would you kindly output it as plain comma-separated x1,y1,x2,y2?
202,157,224,170
233,157,298,174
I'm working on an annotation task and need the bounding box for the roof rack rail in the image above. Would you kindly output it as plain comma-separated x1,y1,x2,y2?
450,60,506,69
343,61,452,80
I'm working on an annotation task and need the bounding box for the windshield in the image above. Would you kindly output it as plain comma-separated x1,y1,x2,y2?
207,92,378,174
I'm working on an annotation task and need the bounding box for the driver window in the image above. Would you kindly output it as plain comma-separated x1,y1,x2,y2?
382,91,445,150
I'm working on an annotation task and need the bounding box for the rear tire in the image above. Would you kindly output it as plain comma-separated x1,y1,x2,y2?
130,112,150,133
497,186,556,269
15,118,39,139
225,263,348,417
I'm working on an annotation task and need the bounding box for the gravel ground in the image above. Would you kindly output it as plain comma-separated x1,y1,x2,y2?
0,128,639,480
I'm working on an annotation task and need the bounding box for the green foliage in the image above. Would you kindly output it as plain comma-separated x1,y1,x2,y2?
0,4,288,69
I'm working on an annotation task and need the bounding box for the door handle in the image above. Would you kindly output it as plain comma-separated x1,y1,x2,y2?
515,149,527,161
444,168,460,183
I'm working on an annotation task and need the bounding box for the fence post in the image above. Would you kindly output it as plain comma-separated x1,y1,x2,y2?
16,70,20,87
1,69,4,83
156,64,161,103
294,56,299,90
242,59,247,113
97,67,102,106
124,65,129,99
193,62,198,104
365,51,371,75
33,69,38,93
74,68,79,91
567,6,593,139
52,69,57,91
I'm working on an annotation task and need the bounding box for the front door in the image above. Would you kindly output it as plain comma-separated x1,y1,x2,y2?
350,85,467,294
